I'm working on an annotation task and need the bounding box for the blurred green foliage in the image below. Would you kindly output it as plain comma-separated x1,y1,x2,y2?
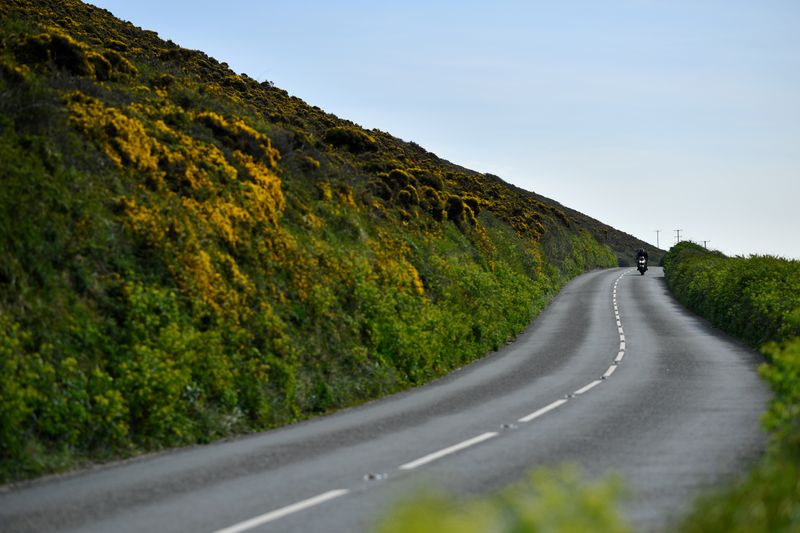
377,466,631,533
663,242,800,532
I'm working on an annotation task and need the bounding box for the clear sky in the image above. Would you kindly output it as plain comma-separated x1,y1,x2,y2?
88,1,800,259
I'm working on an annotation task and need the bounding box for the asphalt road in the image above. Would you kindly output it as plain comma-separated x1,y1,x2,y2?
0,267,770,532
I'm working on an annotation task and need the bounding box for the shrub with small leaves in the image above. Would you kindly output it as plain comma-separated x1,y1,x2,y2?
322,125,378,153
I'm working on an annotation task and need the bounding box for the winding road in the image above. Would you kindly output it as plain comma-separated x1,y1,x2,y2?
0,267,770,532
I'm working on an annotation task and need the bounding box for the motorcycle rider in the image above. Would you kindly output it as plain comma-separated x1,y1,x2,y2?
635,248,649,273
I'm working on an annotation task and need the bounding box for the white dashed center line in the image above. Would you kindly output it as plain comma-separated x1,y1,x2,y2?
574,379,603,395
210,269,635,532
518,399,569,422
399,432,499,470
213,489,350,533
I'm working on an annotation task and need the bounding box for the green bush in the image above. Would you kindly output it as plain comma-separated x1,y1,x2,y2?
760,338,800,443
663,242,800,346
322,125,378,153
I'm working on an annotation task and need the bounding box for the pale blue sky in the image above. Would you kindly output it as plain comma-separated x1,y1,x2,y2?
88,1,800,258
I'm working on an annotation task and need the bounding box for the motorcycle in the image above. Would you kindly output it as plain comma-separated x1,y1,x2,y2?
637,256,648,275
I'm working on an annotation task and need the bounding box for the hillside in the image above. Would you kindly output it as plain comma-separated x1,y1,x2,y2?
0,0,658,481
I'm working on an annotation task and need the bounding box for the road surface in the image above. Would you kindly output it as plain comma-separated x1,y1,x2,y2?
0,267,770,532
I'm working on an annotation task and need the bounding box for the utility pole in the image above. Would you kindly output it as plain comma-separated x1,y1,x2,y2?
674,229,682,243
702,240,710,249
654,230,661,249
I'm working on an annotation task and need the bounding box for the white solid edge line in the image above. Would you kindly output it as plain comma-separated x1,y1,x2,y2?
213,489,350,533
399,432,498,470
518,398,569,423
603,365,617,378
574,380,603,395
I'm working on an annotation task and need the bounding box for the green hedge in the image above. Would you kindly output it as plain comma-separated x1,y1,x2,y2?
662,242,800,532
662,242,800,346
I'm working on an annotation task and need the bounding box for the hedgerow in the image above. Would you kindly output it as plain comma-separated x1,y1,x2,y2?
663,242,800,345
662,242,800,532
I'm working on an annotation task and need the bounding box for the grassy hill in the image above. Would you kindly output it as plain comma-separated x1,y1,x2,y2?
0,0,658,482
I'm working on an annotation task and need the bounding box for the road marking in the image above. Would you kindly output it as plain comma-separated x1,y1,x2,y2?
214,269,635,529
213,489,350,533
518,399,569,422
574,380,602,395
399,432,498,470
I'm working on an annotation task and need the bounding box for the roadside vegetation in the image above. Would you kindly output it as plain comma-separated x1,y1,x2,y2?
378,466,631,533
663,241,800,532
2,1,788,530
376,243,799,532
0,0,640,483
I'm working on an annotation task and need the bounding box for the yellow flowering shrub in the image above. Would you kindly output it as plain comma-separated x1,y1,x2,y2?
232,150,284,228
63,91,290,321
197,111,280,166
66,92,162,176
10,28,137,81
